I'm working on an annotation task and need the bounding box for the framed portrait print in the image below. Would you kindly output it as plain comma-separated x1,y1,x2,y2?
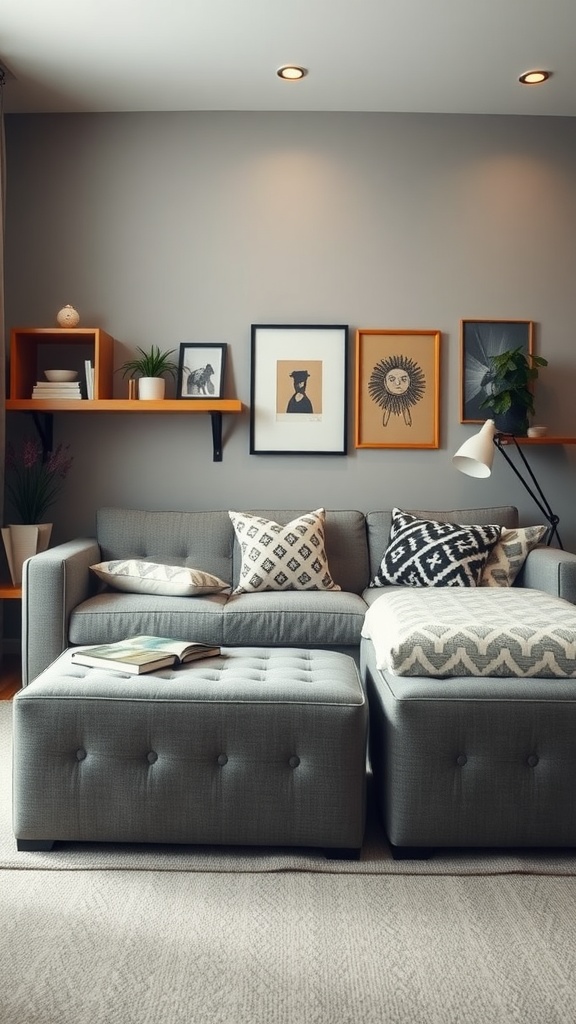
177,343,227,399
250,325,348,455
354,329,440,449
460,320,534,423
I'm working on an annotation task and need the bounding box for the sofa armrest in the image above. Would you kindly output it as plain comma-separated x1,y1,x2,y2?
517,546,576,604
21,538,101,685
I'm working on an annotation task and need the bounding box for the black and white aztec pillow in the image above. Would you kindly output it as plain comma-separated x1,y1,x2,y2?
372,508,501,588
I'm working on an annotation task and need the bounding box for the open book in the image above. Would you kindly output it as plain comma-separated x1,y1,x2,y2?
70,635,221,675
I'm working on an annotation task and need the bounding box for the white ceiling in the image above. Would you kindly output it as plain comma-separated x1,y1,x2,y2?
1,0,574,117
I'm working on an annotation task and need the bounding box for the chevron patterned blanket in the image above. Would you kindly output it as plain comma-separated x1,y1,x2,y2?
362,587,576,678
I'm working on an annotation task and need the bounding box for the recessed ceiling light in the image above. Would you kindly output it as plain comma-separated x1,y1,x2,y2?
519,70,551,85
276,66,307,81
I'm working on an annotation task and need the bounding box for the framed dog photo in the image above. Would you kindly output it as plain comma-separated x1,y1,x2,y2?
177,343,227,399
250,324,348,455
460,319,534,423
355,329,441,449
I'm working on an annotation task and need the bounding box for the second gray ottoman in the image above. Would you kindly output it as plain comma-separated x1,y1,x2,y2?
13,647,367,854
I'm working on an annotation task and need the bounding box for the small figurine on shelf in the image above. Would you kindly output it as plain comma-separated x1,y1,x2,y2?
56,305,80,328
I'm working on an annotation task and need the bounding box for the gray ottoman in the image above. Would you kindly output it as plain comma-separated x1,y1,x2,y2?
13,647,367,854
361,636,576,856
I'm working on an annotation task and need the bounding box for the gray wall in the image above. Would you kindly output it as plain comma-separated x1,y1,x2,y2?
4,111,576,547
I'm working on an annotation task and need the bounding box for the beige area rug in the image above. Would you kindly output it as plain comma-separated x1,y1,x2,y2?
2,870,576,1024
3,701,576,876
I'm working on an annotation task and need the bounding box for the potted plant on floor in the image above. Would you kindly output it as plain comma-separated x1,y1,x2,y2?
479,346,548,435
2,439,73,585
119,345,179,400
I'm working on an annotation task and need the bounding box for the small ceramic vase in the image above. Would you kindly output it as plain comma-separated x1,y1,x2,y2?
57,305,80,328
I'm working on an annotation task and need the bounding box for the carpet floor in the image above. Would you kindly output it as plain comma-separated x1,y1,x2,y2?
3,704,576,1022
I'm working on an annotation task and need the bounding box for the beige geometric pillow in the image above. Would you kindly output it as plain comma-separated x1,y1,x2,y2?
229,508,340,594
479,525,547,587
90,559,230,597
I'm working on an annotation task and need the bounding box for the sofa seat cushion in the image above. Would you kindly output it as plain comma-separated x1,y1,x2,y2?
361,586,576,678
222,590,367,646
69,592,228,647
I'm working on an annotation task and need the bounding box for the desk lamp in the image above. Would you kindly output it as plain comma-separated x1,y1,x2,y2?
452,419,562,548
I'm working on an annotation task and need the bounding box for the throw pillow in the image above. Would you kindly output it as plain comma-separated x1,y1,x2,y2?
90,560,230,597
371,508,501,588
229,508,340,594
479,525,547,587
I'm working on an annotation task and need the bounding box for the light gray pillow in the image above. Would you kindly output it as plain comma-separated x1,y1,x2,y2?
90,559,230,597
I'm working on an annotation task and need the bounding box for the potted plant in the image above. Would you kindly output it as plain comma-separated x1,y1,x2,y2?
479,346,548,435
119,345,179,400
3,439,73,585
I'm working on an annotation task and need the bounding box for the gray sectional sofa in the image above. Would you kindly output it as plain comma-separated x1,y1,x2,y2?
22,503,576,684
18,503,576,854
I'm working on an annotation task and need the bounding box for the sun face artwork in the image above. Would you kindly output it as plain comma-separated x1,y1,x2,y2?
368,354,426,427
355,330,440,449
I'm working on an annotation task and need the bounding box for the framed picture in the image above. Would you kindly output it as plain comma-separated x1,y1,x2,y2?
460,320,534,423
177,343,227,399
354,329,441,449
250,325,348,455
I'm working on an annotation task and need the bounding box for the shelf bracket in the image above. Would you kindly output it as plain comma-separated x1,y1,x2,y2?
210,412,223,462
31,412,54,460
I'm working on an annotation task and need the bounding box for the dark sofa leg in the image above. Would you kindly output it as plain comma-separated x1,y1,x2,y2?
17,839,55,852
390,844,433,860
324,847,362,860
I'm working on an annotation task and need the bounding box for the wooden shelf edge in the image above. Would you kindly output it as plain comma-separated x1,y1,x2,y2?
498,436,576,446
0,585,22,599
7,398,244,413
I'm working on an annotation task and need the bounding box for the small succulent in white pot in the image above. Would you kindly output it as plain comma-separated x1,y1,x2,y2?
119,345,179,400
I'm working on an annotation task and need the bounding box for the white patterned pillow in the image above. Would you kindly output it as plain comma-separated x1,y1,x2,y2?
90,560,230,597
371,508,501,588
229,508,340,594
479,525,547,587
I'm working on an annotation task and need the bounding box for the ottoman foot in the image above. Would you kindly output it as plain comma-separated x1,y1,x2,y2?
390,843,433,860
17,839,55,852
324,846,362,860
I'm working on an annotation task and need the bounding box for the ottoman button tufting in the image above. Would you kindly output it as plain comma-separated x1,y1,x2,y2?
217,753,228,766
76,748,86,761
527,754,539,767
147,751,158,764
288,755,300,769
456,754,467,767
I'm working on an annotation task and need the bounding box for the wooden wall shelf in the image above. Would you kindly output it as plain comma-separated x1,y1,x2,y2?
7,328,243,461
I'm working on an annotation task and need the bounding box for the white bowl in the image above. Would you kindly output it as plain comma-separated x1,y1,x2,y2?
45,369,78,382
527,425,547,438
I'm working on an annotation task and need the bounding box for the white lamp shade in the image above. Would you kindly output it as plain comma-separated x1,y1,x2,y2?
452,419,496,478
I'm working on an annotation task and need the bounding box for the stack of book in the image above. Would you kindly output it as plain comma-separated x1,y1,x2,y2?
31,381,83,400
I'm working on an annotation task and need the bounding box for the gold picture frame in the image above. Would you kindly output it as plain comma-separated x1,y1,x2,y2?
460,319,534,423
354,329,441,449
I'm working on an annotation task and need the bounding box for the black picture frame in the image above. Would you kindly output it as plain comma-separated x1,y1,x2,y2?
460,320,534,423
250,324,348,455
177,343,227,399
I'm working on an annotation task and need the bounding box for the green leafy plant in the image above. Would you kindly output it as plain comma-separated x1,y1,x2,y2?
119,345,178,380
5,439,73,524
479,347,547,418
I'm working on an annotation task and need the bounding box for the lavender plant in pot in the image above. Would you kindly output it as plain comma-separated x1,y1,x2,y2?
3,439,73,585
